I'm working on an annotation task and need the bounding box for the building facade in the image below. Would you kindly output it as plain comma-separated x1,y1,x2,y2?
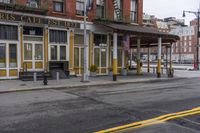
170,26,195,63
0,0,178,80
0,0,143,79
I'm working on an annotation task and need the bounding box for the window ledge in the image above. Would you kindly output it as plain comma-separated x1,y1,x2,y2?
76,15,88,19
52,11,65,15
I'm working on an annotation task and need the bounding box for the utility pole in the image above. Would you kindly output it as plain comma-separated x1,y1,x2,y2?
81,0,89,82
183,6,200,70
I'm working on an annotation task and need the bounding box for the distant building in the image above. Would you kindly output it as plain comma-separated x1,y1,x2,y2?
170,26,195,63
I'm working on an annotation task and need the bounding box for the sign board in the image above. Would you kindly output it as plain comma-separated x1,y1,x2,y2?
0,12,80,29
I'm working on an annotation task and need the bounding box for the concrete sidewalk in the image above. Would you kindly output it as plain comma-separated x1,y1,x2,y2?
0,72,183,94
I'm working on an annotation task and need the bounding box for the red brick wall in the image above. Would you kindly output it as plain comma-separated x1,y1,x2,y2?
122,0,130,22
137,0,143,25
10,0,143,24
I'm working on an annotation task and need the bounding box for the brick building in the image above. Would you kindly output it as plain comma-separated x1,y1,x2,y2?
0,0,178,80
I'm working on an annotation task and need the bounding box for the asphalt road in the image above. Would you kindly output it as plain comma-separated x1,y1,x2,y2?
1,78,200,133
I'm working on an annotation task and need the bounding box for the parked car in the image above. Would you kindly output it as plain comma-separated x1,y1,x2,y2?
128,60,137,69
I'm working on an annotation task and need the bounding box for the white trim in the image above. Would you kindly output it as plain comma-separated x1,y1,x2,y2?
0,21,19,26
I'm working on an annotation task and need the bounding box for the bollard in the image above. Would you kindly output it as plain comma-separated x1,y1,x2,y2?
43,72,48,85
56,72,59,81
33,72,37,82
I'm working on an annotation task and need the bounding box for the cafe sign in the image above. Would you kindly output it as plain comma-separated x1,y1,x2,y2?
0,12,80,28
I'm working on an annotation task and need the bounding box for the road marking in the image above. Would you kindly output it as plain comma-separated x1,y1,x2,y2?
94,107,200,133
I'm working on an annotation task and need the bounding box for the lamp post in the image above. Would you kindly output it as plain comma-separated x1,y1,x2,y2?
81,0,89,82
183,9,200,70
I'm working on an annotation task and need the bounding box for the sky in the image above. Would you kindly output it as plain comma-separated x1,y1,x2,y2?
143,0,200,25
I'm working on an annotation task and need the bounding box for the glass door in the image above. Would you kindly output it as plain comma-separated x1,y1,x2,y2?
74,47,84,75
24,42,43,70
94,47,108,74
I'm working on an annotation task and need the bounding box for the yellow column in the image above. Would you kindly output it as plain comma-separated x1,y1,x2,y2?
113,33,118,81
20,25,23,70
157,37,162,78
44,26,48,71
137,39,141,75
89,32,93,67
69,31,74,72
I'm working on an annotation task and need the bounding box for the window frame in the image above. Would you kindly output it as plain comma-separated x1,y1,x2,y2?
53,0,64,13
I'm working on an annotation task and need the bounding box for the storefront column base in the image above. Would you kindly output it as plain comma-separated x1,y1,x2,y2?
113,75,117,81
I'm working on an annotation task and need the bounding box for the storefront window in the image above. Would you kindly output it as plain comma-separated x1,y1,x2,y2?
101,48,107,67
35,44,43,60
0,25,18,40
24,43,32,60
49,30,67,43
94,34,107,46
60,46,66,60
51,45,57,60
74,47,79,67
74,34,84,45
9,44,17,68
94,48,100,67
0,44,6,68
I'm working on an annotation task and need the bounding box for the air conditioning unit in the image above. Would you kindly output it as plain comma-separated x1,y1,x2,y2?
27,1,38,8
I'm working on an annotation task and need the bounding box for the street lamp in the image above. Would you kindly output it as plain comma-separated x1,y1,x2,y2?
183,9,200,70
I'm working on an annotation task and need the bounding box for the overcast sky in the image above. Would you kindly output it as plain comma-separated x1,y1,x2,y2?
143,0,200,25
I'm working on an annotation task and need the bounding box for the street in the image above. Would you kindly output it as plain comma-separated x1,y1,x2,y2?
1,77,200,133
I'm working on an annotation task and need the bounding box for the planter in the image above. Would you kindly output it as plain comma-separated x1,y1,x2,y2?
90,72,97,77
121,69,128,76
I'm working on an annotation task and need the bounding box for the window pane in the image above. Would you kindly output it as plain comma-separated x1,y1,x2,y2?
76,0,84,15
0,25,18,40
49,30,67,43
74,47,79,67
9,44,17,68
60,46,66,60
118,49,122,67
101,48,107,67
94,48,100,67
24,43,32,60
81,48,84,67
35,44,43,60
53,1,63,12
74,34,84,44
51,45,57,60
0,45,6,68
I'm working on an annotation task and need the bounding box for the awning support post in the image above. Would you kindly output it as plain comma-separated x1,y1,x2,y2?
137,38,141,75
157,37,162,78
169,44,173,77
147,46,150,73
113,33,118,81
166,46,168,73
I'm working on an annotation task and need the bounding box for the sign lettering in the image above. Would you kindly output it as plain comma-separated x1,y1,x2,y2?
0,12,80,28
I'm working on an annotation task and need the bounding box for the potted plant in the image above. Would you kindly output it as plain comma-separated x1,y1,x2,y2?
90,65,97,77
121,67,128,76
108,67,113,76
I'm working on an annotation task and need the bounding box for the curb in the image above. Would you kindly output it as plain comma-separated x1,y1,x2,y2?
0,77,186,94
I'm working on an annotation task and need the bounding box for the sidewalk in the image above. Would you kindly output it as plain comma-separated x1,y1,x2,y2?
0,72,183,94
